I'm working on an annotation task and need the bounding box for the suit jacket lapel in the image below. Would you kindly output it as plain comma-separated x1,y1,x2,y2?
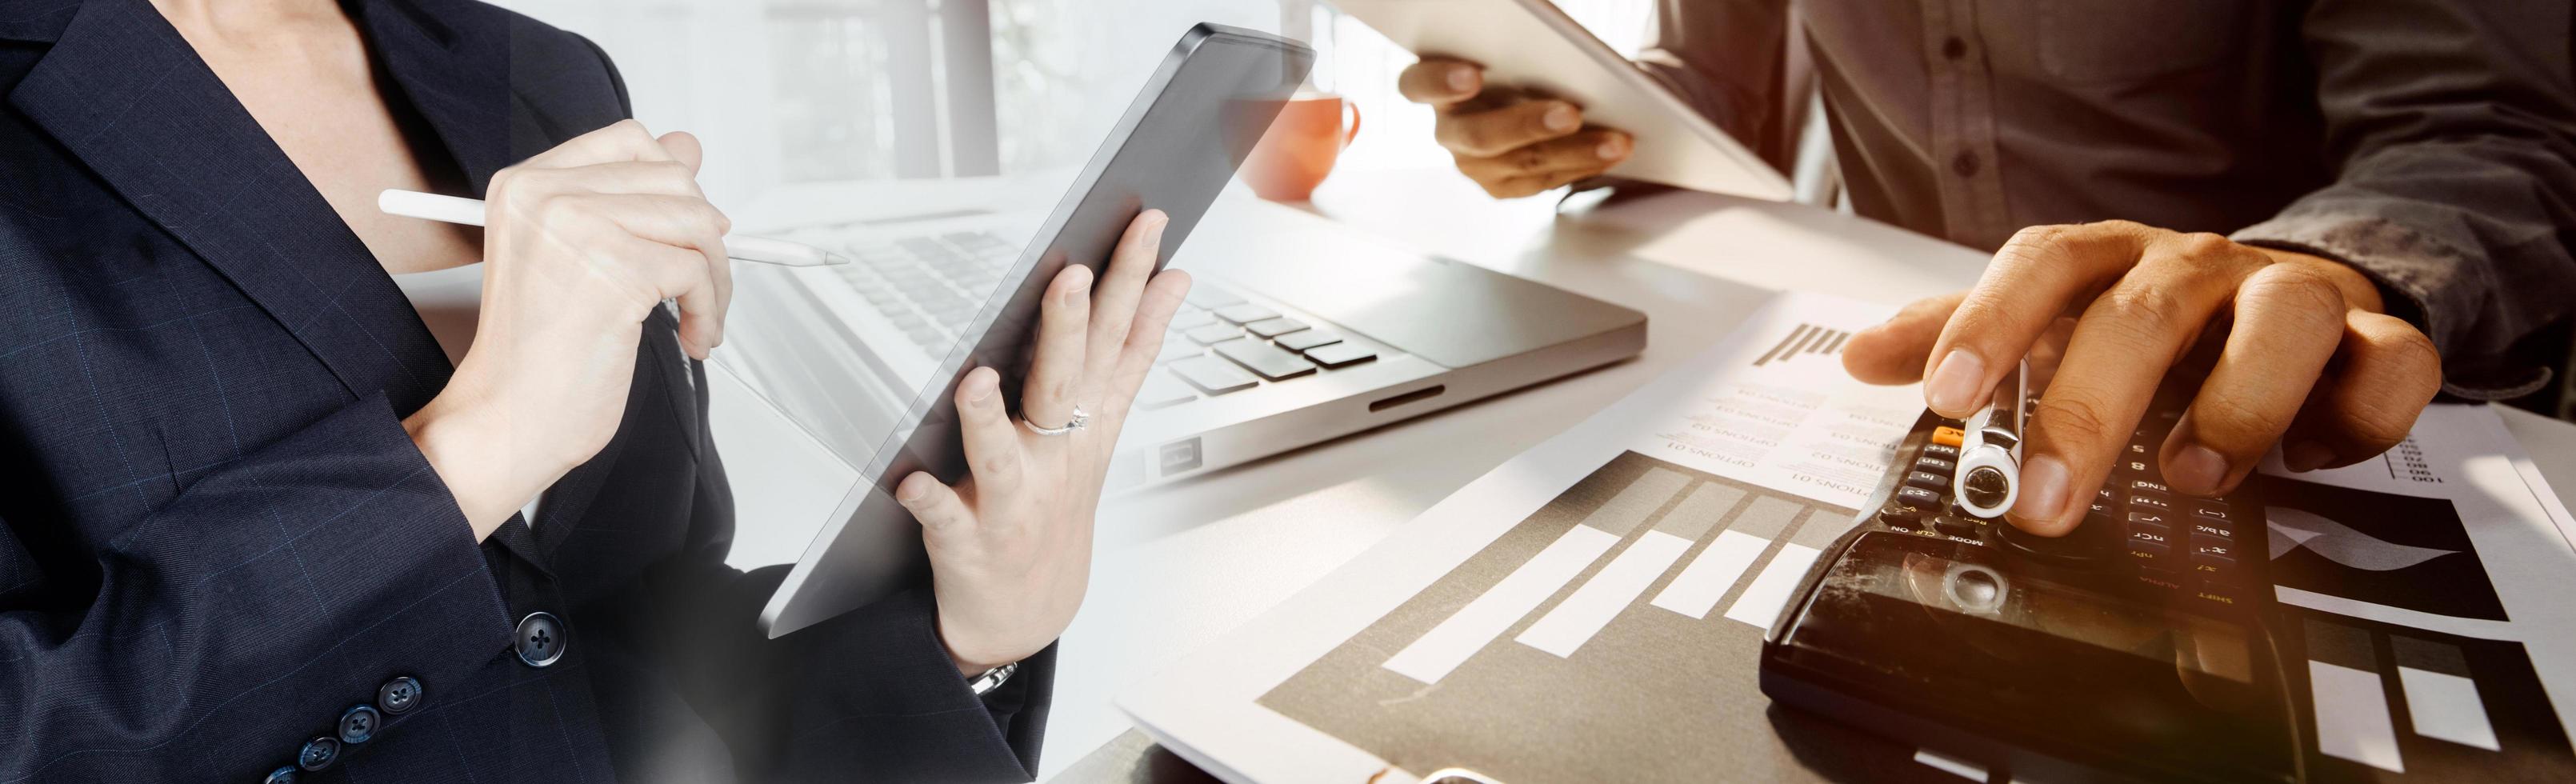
8,0,454,415
357,0,516,192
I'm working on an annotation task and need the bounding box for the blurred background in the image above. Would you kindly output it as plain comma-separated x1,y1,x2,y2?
485,0,1660,210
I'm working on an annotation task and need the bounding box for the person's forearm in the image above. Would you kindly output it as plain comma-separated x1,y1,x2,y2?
2236,0,2576,398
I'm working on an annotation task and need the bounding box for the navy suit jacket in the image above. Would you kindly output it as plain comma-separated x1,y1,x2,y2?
0,1,1051,781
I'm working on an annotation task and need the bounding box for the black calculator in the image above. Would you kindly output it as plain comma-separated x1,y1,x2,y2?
1758,383,2306,782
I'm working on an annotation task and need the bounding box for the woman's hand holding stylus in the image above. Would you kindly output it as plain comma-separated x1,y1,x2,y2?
404,120,734,540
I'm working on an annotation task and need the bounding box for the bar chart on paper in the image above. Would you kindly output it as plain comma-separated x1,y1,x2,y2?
1260,450,1867,783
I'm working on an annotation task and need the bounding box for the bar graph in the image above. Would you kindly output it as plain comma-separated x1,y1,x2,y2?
2294,612,2574,780
1260,451,1871,783
1752,323,1850,367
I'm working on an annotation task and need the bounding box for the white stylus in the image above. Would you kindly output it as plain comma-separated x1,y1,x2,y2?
377,190,848,267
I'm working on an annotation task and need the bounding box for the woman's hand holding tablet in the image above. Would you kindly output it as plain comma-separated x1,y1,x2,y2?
893,211,1192,674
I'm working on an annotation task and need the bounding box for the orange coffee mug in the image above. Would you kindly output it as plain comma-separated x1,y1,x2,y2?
1242,92,1362,202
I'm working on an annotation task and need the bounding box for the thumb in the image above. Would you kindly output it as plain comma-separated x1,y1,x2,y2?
1843,290,1966,385
658,131,704,174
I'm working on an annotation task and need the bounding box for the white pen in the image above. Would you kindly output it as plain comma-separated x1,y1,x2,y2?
1953,358,2028,520
377,189,848,267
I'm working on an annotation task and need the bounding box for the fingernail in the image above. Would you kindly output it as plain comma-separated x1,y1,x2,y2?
1543,104,1578,132
968,372,998,402
1445,66,1476,93
2011,454,2071,526
896,477,926,503
1064,266,1094,300
1925,348,1986,414
1596,135,1628,161
2284,441,2334,472
2168,444,2229,495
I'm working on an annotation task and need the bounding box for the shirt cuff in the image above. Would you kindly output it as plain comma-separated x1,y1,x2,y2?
2232,214,2554,401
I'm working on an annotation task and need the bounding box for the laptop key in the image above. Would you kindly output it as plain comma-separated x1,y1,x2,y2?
1185,286,1246,310
1169,309,1218,330
1168,356,1258,394
1214,339,1319,380
1245,317,1308,338
1134,372,1198,410
1274,330,1340,351
1214,304,1280,325
1154,338,1202,365
1302,342,1377,368
1186,324,1243,345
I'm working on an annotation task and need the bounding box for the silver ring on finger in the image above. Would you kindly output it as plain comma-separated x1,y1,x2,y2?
1022,404,1089,437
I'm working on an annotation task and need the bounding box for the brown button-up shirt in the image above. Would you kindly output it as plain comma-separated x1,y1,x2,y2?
1634,0,2576,398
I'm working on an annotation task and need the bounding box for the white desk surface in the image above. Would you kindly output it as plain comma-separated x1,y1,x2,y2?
703,166,2576,782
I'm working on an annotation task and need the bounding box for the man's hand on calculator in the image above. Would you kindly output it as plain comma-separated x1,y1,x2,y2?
1841,220,2443,537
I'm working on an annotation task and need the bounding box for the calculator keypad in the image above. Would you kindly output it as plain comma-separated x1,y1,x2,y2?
1882,394,2258,614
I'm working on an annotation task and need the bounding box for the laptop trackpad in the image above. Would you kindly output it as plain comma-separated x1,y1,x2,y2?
1222,248,1644,369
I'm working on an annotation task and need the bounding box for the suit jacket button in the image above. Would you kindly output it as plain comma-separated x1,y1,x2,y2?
377,675,423,714
296,736,340,771
263,766,298,784
338,704,382,744
514,612,567,668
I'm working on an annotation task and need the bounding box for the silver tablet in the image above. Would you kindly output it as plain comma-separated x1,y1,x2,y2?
759,24,1314,638
1334,0,1792,200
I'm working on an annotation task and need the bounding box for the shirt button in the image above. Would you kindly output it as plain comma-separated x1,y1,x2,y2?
1941,36,1966,60
338,704,382,744
377,675,423,714
296,736,341,771
1951,150,1982,178
514,611,568,668
262,766,298,784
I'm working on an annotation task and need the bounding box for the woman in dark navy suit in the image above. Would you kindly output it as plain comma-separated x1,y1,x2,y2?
0,0,1186,781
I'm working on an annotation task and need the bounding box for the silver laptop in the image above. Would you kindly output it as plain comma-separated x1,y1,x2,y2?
734,199,1648,493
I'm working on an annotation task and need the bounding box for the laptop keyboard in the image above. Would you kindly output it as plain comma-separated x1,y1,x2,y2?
827,230,1019,356
818,230,1382,412
1145,283,1379,410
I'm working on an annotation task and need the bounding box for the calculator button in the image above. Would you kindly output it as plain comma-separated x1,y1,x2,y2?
2130,478,2170,494
1905,471,1948,490
1920,443,1960,461
2127,509,2174,529
1914,457,1956,475
2191,519,2234,539
2190,502,2231,523
1930,515,1981,538
2126,530,2172,563
1898,486,1943,507
1879,499,1932,522
2190,534,2236,570
2130,492,2174,514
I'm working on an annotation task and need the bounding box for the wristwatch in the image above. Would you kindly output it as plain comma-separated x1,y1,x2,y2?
967,662,1018,696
